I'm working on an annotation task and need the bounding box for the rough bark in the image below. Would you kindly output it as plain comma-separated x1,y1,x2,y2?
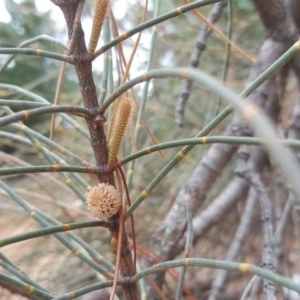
50,1,139,299
176,0,228,126
287,0,300,30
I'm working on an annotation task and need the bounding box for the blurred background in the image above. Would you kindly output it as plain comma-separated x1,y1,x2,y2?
0,0,299,299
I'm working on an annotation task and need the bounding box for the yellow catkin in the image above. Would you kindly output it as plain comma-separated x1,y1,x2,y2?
107,100,120,144
87,0,110,59
108,98,133,168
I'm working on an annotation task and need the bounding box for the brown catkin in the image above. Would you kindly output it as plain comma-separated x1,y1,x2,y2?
87,0,110,59
87,183,121,219
108,97,133,168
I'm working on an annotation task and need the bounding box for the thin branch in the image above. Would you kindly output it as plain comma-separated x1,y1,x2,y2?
0,259,50,294
119,136,300,165
208,187,257,300
0,35,68,77
0,221,109,248
176,0,228,127
103,39,300,110
51,1,140,298
0,164,97,176
0,48,73,63
0,83,90,139
2,124,91,167
241,276,260,300
235,147,276,299
0,105,95,127
175,191,194,299
0,272,52,300
0,179,114,278
133,259,300,294
2,104,89,203
93,0,221,59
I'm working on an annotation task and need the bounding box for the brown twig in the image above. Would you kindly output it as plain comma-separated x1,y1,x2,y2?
50,1,139,298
